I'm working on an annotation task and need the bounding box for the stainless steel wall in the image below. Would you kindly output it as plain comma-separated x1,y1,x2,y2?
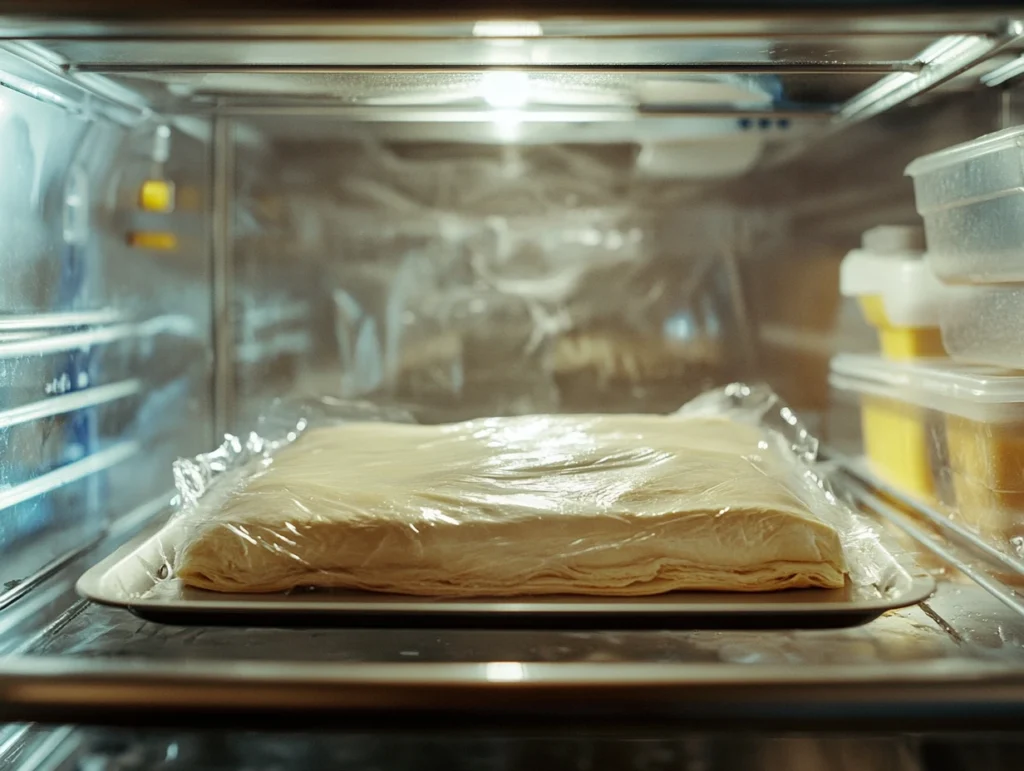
221,134,772,427
0,47,213,600
216,91,1008,430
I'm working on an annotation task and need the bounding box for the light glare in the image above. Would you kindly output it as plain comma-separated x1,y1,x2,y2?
472,21,542,38
480,71,531,108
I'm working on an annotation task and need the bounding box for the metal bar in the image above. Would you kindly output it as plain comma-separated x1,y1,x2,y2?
211,103,835,120
0,308,122,331
0,441,138,514
0,380,141,430
0,534,103,613
0,725,32,763
211,115,235,440
11,726,77,771
0,43,148,126
840,472,1024,621
71,62,921,75
1,576,84,656
637,104,835,118
0,583,79,655
0,493,171,651
838,24,1024,123
7,29,998,42
215,106,631,122
70,70,155,116
983,53,1024,86
837,457,1024,577
0,315,197,358
0,324,136,358
0,491,171,612
0,9,1011,38
2,656,1024,730
0,332,47,343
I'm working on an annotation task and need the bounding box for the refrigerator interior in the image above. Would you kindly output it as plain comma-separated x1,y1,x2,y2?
1,4,1024,768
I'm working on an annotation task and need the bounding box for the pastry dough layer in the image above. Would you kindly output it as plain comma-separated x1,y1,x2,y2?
176,414,847,595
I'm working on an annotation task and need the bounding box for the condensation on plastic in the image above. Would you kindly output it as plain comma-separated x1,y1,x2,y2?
165,384,889,596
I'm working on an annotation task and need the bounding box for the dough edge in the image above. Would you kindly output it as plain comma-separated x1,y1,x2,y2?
180,561,847,596
177,511,847,596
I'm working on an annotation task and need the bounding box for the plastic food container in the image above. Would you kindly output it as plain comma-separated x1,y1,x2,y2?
830,354,1024,554
905,125,1024,283
940,284,1024,369
840,225,948,359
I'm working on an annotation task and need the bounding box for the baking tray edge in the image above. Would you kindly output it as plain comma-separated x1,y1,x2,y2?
77,518,936,629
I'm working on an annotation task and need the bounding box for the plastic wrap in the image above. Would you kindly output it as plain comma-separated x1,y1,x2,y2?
165,385,886,597
322,143,745,417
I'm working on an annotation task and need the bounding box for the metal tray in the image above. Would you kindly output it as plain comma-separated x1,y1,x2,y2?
77,519,936,629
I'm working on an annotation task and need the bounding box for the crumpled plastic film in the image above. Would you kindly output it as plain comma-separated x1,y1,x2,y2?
166,385,888,597
321,143,750,417
330,207,663,416
678,383,886,587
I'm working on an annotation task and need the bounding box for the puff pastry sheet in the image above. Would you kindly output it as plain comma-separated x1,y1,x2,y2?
176,414,847,595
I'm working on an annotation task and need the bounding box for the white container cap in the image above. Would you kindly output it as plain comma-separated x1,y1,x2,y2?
830,353,1024,423
840,225,949,327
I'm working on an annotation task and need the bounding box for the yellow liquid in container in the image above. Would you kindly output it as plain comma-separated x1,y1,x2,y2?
860,394,936,502
857,296,945,360
834,351,1024,569
854,297,944,503
945,415,1024,543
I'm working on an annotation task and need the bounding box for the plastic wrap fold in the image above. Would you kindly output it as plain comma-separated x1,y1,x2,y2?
169,385,885,597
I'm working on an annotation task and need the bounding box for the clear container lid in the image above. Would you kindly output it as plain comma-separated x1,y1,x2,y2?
904,125,1024,179
830,354,1024,423
904,125,1024,213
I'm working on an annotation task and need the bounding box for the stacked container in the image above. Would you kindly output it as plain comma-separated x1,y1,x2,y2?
831,355,1024,554
837,225,951,502
831,127,1024,559
906,125,1024,367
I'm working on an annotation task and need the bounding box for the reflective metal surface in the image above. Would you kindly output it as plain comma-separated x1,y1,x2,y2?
211,117,234,439
838,25,1024,123
8,726,1024,771
0,45,213,631
0,5,1018,31
5,8,1019,144
0,493,1020,727
0,0,1024,749
839,459,1024,579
